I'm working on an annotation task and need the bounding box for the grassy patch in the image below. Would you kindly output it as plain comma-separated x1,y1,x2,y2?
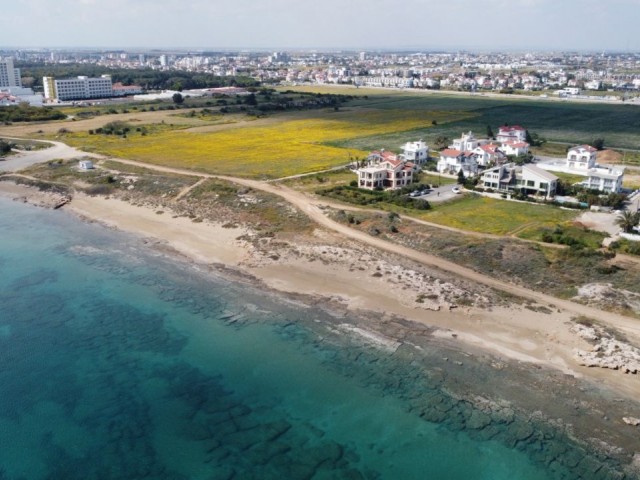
416,195,578,235
519,223,606,249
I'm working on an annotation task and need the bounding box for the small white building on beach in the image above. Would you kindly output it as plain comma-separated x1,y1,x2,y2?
78,160,94,170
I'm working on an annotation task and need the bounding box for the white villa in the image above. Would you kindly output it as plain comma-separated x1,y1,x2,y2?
451,131,488,151
567,145,597,171
472,143,506,167
356,150,415,190
481,163,558,197
496,125,527,143
581,167,624,193
400,140,429,167
437,149,479,177
500,140,529,157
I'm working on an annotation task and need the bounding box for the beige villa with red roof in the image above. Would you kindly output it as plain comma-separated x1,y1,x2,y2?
356,150,415,190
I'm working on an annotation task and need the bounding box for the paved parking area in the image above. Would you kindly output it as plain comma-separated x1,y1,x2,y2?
414,184,462,203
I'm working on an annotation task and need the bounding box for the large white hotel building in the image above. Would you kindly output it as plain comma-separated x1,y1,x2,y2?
43,75,113,101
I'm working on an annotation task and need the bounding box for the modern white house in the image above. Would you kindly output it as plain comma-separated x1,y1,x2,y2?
43,75,114,101
581,167,624,193
437,149,479,177
566,145,597,171
450,131,488,151
400,140,429,167
496,125,527,143
481,163,558,197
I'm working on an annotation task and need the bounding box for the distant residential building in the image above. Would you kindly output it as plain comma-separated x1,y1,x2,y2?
356,150,415,190
481,163,558,197
567,145,597,171
437,149,478,177
111,82,143,96
43,75,113,101
496,125,526,143
0,59,22,88
400,140,429,167
581,167,624,193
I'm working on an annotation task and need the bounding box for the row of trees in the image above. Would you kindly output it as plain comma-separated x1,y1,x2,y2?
17,63,260,92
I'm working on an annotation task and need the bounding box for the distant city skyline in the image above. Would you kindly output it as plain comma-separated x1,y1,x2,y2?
4,0,640,52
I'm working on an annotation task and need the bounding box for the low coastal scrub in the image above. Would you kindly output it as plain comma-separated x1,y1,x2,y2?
330,207,640,315
528,224,606,249
317,185,431,210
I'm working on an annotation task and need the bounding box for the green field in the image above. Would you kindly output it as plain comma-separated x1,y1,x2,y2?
284,87,640,151
416,195,579,235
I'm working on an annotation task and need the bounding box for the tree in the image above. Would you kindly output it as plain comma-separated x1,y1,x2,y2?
486,125,494,139
457,169,465,185
592,138,605,151
244,93,257,106
616,211,639,233
172,93,184,104
434,135,450,150
0,140,12,156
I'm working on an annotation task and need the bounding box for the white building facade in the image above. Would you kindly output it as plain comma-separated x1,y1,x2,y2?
43,75,114,101
400,140,429,167
567,145,597,171
0,59,22,88
481,163,558,197
582,167,624,193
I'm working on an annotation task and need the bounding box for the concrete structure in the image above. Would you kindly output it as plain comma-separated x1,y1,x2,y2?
111,82,143,96
437,149,478,177
0,87,43,107
581,167,624,193
78,160,94,170
43,75,113,101
567,145,597,171
0,59,22,88
481,163,558,197
400,140,429,167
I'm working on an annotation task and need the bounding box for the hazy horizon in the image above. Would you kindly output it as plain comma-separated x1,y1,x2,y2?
4,0,640,52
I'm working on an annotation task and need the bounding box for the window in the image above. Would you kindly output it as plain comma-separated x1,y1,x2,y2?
526,180,535,187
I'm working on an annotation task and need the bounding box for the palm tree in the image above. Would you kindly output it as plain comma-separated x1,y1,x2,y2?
616,210,640,233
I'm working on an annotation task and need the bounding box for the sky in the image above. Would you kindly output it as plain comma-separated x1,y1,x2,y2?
3,0,640,51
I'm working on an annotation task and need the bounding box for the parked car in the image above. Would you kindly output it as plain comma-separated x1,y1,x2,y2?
452,186,462,194
409,191,420,197
419,189,430,195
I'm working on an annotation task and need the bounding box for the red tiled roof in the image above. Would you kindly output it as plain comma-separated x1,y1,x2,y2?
499,125,525,132
440,148,462,157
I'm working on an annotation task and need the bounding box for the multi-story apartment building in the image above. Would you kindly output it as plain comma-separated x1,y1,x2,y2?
0,58,22,88
43,75,113,101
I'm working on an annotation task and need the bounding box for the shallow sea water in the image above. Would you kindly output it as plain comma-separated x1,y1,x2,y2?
0,197,603,479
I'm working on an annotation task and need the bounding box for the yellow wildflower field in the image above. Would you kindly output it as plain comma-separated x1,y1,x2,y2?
62,108,471,178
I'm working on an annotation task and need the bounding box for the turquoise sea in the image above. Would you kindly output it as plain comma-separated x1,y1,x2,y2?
0,197,622,479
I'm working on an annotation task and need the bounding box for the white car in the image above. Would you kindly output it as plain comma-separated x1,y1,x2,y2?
452,186,462,194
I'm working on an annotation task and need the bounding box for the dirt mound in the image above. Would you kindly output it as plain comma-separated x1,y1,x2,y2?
597,149,622,164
